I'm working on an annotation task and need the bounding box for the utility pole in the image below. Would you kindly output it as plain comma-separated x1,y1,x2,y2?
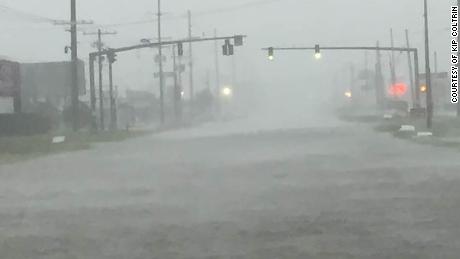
70,0,79,131
84,30,117,131
187,10,195,115
390,28,397,85
172,45,181,121
375,41,386,111
88,54,97,131
157,0,165,124
108,57,116,130
405,29,416,107
97,29,105,130
424,0,433,129
214,28,221,114
364,51,369,90
350,63,355,103
232,55,237,87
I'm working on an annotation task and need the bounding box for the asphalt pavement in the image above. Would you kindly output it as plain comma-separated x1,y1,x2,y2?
1,112,460,258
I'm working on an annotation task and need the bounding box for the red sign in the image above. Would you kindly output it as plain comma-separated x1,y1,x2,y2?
0,60,21,97
388,83,408,97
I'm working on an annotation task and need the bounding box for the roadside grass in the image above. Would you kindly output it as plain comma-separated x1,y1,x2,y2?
337,109,460,150
0,130,151,164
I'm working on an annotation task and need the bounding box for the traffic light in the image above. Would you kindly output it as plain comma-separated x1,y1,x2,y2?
314,44,321,59
178,42,184,56
268,47,274,60
107,50,117,64
222,39,234,56
234,35,244,46
228,44,234,56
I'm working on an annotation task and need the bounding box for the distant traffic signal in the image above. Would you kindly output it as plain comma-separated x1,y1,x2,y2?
268,47,274,60
228,44,234,55
234,35,244,46
222,39,234,56
178,42,184,56
314,44,321,59
107,50,117,64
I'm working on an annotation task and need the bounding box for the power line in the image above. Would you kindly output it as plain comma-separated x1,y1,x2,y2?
97,0,283,28
0,3,54,23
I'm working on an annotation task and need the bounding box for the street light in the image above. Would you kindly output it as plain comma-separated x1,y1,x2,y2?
221,87,233,97
344,90,352,98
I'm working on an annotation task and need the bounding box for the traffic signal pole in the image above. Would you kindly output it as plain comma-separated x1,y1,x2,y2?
187,10,195,115
89,34,246,126
97,30,105,130
84,30,117,131
108,59,116,130
214,29,221,114
405,29,417,107
263,45,422,115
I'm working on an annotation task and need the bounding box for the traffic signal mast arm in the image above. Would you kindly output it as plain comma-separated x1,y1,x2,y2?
90,35,246,57
262,46,417,52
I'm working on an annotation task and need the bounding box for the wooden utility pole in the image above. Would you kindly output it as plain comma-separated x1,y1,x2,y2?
84,30,117,130
424,0,433,129
405,29,416,107
390,28,397,85
157,0,165,124
375,42,386,110
70,0,79,131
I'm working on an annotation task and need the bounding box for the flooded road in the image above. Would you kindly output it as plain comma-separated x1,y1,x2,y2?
1,114,459,258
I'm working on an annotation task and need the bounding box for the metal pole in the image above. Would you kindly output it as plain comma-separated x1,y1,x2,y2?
405,29,416,108
214,28,221,114
157,0,165,124
414,49,421,108
424,0,433,129
188,10,195,115
390,28,397,85
172,45,180,121
89,54,97,131
177,54,183,119
108,60,116,130
97,29,105,131
89,54,96,112
350,63,355,104
375,41,386,111
70,0,79,131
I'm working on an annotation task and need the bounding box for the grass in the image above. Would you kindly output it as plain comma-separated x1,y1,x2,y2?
0,130,151,164
336,109,460,150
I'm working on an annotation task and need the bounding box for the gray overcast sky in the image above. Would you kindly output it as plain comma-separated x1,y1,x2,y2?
0,0,452,101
